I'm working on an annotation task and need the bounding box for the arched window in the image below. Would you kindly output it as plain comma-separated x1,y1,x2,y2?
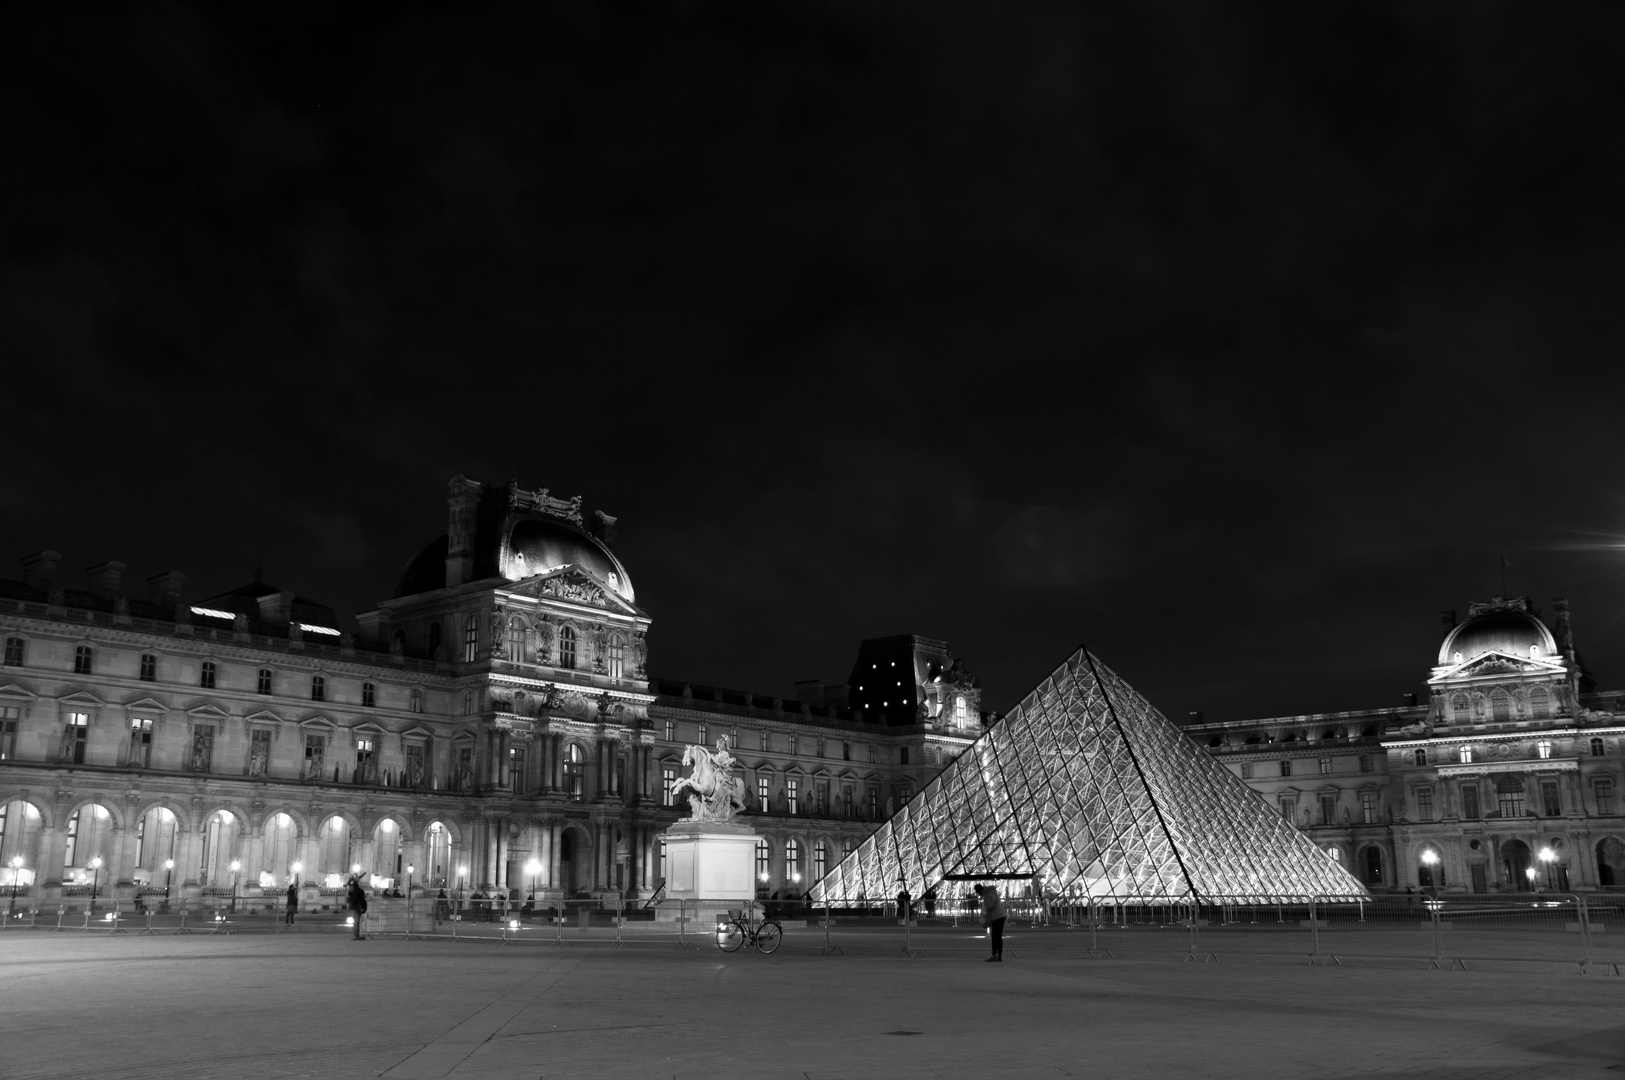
954,696,967,727
813,839,828,879
463,617,478,663
1536,740,1552,760
1591,737,1606,757
1459,746,1473,764
1490,688,1512,723
1529,687,1552,720
1412,748,1427,766
311,674,325,702
362,681,377,709
558,625,577,669
785,838,802,884
564,744,585,801
755,838,770,881
507,618,525,663
1451,694,1470,721
74,645,93,675
200,660,217,689
608,635,624,678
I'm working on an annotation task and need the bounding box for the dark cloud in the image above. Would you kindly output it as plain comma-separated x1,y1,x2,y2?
5,1,1625,719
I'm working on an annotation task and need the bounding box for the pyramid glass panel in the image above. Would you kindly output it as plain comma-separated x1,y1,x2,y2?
811,648,1367,905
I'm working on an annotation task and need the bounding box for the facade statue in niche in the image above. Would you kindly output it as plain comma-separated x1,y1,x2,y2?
535,619,553,662
190,728,214,773
670,736,748,823
406,746,425,788
631,632,647,677
457,747,475,792
306,739,325,781
249,739,269,777
57,723,75,763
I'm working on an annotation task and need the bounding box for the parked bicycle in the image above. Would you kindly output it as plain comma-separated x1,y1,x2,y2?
716,903,782,954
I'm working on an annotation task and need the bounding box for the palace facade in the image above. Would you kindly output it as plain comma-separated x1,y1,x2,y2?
1186,596,1625,895
0,477,984,909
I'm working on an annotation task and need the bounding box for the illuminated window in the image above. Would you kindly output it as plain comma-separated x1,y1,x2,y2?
954,696,967,727
130,717,153,768
699,723,708,746
760,730,769,752
362,682,376,709
558,625,576,669
509,746,526,794
1458,746,1473,764
463,616,479,663
1318,758,1331,775
1536,740,1552,760
139,653,156,682
755,838,770,879
310,674,325,702
1592,737,1606,757
757,776,770,813
63,711,89,765
564,744,584,801
787,777,799,814
0,705,18,760
200,661,217,689
2,637,22,666
355,738,374,782
507,619,525,663
785,838,802,882
257,668,273,695
409,688,423,714
608,635,624,678
74,645,93,675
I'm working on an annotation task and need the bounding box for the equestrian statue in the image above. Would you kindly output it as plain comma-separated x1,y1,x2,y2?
671,735,748,823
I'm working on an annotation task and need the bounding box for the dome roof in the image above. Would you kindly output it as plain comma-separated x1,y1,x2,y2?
1438,610,1556,666
394,512,634,602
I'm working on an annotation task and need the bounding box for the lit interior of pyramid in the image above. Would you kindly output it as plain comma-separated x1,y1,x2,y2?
811,648,1369,905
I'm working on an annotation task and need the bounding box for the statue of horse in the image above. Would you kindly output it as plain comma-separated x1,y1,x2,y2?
671,740,747,822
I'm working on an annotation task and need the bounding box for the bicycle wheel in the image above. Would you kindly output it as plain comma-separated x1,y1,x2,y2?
755,921,783,954
717,920,745,952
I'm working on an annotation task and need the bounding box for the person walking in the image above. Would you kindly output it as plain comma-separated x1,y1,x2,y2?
346,877,368,940
285,882,298,926
975,883,1006,962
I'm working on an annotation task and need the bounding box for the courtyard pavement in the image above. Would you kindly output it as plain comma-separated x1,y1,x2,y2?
1,920,1622,1080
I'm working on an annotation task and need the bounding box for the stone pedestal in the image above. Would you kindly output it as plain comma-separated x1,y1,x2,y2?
657,820,756,926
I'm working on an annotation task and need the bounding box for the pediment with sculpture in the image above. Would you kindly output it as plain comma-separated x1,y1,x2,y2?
1432,650,1565,682
506,566,641,614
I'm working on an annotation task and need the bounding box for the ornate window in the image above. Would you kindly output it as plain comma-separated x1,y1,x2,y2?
1451,693,1470,721
1415,788,1433,822
507,619,525,663
1361,792,1378,824
362,682,376,709
1541,781,1561,817
608,635,624,678
74,645,93,675
1490,688,1512,723
139,653,156,682
463,616,478,663
785,838,802,883
558,625,576,669
1280,796,1296,821
1318,794,1336,826
1529,686,1552,720
954,696,967,727
2,636,23,666
310,674,325,702
304,734,327,780
249,728,271,777
508,745,526,795
200,661,217,689
354,738,375,784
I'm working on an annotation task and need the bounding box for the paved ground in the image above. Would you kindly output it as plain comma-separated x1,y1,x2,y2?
2,921,1622,1080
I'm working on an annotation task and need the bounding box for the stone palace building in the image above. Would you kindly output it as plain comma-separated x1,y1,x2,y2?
1185,596,1625,895
0,477,985,910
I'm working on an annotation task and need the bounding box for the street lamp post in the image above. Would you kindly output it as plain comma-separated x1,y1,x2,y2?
163,858,174,913
1538,847,1556,892
406,863,414,900
228,859,241,914
525,858,541,918
1526,865,1539,894
458,864,468,894
89,856,103,914
290,860,302,888
1420,849,1439,888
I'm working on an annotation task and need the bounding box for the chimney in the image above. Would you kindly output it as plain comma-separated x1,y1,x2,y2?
445,475,483,587
590,510,619,548
256,590,296,626
146,571,186,609
1552,597,1576,661
1440,609,1457,633
85,561,126,600
20,551,61,592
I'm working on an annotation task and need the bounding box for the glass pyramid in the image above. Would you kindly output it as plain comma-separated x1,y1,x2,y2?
812,648,1368,904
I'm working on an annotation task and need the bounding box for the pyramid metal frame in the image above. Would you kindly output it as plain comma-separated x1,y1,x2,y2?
811,648,1368,905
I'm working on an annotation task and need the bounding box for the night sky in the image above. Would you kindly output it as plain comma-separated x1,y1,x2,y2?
6,3,1625,722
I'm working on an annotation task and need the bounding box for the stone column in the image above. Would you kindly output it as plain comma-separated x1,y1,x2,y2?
547,820,562,890
177,828,204,888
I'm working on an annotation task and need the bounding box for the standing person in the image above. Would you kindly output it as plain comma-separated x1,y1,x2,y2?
922,885,937,920
285,882,298,926
975,883,1006,962
896,881,912,924
434,888,450,927
346,877,367,940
